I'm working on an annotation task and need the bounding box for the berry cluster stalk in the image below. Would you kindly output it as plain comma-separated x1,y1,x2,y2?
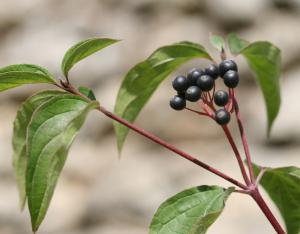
229,94,285,234
55,81,286,234
233,97,255,182
222,125,251,185
218,51,285,233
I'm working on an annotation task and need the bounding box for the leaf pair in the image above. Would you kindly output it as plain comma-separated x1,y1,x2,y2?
0,38,119,93
114,34,282,153
8,38,119,231
13,91,99,231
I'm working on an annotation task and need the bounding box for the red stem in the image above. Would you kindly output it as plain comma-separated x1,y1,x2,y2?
185,107,210,117
230,93,285,233
59,83,246,188
252,190,286,234
233,96,255,182
98,106,247,190
222,125,251,186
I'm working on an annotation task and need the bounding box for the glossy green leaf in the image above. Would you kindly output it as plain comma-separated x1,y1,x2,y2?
12,90,66,210
26,94,99,231
0,64,56,92
150,185,234,234
61,38,119,77
227,33,249,54
253,164,300,234
78,86,97,100
229,35,281,135
114,41,212,152
210,34,225,51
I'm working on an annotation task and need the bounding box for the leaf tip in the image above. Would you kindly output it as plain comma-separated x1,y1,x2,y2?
210,33,225,52
116,138,124,158
31,221,40,233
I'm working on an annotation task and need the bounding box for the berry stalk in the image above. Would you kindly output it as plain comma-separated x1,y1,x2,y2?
233,96,255,182
222,125,251,185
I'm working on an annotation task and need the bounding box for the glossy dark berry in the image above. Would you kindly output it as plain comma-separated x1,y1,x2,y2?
215,109,230,125
214,90,229,107
187,68,203,86
204,64,219,79
172,75,189,92
169,95,186,110
185,86,202,102
219,60,238,77
197,75,214,91
223,70,239,88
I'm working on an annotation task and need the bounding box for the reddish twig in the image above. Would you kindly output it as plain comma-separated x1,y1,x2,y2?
222,125,251,186
99,105,248,190
56,81,247,189
185,107,210,117
251,189,286,234
233,96,255,182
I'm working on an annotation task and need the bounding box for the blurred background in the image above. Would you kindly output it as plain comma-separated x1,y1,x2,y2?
0,0,300,233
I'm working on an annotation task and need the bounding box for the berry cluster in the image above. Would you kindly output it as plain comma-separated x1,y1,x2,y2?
169,60,239,125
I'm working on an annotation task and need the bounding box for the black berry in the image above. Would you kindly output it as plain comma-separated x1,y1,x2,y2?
172,76,189,92
204,64,219,79
185,86,202,102
169,95,186,110
215,109,230,125
197,75,214,91
223,70,239,88
187,68,203,86
214,90,229,107
219,60,238,77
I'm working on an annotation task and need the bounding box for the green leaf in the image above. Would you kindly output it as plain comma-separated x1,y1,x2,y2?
0,64,56,92
78,86,97,100
114,41,212,152
210,34,225,51
25,94,99,231
253,164,300,234
227,33,249,54
12,90,66,210
150,185,234,234
61,38,119,77
228,34,281,135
